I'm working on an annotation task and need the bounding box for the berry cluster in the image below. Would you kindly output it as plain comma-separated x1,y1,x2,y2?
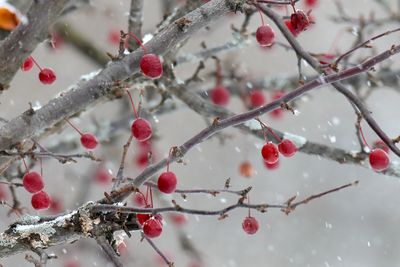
135,187,163,238
259,120,297,165
21,160,50,210
21,55,57,85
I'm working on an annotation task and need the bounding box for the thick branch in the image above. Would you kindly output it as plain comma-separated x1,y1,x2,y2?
0,0,69,90
127,0,144,51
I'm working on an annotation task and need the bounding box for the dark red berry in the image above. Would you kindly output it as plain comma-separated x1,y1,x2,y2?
369,149,390,172
137,213,151,225
249,90,266,108
38,68,56,85
291,10,310,33
284,20,299,37
256,25,275,47
261,142,279,164
278,139,297,157
143,217,163,238
373,140,389,154
23,171,44,193
31,191,51,210
21,56,34,71
211,85,230,106
264,160,280,170
80,133,98,149
131,118,152,142
242,216,259,235
157,171,177,194
140,54,163,79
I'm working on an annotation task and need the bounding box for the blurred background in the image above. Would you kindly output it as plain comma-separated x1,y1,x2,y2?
1,0,400,266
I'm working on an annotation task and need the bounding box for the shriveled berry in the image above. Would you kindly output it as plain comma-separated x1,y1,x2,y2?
291,10,310,33
211,85,230,106
239,161,253,178
38,68,56,85
256,25,275,47
242,216,259,235
373,140,389,153
31,191,51,210
21,56,34,71
143,217,163,238
157,171,177,194
23,171,44,193
131,118,152,142
278,139,297,157
80,133,98,149
140,54,163,79
261,142,279,164
249,90,266,108
369,149,390,172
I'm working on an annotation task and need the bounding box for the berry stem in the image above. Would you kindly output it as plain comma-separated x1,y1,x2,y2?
257,118,282,142
247,195,251,217
149,186,153,208
64,118,84,136
21,158,29,173
29,56,43,71
126,89,139,119
358,122,372,150
125,32,148,54
215,59,222,86
40,158,43,177
166,147,175,172
290,0,296,13
256,6,265,26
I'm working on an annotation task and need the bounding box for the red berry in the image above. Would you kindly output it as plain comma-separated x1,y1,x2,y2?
80,133,98,149
284,20,299,37
242,216,259,235
256,25,275,47
170,213,187,225
23,171,44,193
157,171,177,194
137,213,151,225
369,149,390,172
278,139,297,157
131,118,152,142
94,168,112,184
304,0,318,8
140,54,163,79
143,217,163,238
31,191,51,210
21,56,34,71
38,68,56,85
133,192,146,207
270,91,284,119
211,85,230,106
249,90,266,108
264,160,280,170
291,10,310,33
373,140,389,153
261,142,279,164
